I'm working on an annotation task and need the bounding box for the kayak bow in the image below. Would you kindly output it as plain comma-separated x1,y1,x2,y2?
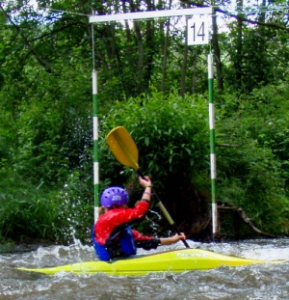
18,248,284,276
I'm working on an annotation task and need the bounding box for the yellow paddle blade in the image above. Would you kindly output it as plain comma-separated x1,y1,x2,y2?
106,126,140,171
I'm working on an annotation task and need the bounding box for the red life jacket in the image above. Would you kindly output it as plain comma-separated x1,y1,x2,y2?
93,200,150,261
95,200,150,245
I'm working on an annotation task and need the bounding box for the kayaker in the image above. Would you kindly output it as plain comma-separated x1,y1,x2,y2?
93,176,186,261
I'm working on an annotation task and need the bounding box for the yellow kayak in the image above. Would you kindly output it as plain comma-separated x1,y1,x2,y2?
18,248,284,276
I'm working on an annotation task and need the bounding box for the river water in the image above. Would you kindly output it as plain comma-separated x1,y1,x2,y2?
1,238,289,300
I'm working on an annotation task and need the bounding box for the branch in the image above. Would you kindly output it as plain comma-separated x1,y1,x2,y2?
179,1,289,32
218,202,277,238
0,3,53,73
216,143,238,148
217,7,289,32
28,22,84,43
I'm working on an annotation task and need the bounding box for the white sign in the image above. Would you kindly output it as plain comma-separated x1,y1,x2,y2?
187,15,210,45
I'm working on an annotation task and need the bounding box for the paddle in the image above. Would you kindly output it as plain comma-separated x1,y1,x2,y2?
106,126,190,248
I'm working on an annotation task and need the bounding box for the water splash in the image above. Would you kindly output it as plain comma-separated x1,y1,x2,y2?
1,238,289,299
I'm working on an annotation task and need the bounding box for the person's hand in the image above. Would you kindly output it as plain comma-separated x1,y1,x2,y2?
172,233,186,242
139,176,152,188
159,232,187,245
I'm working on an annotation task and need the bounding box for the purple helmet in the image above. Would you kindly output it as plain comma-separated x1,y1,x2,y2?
100,186,129,208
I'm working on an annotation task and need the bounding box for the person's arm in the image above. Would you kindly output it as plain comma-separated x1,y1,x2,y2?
132,229,159,250
138,176,152,203
159,233,186,246
113,176,153,223
134,232,187,250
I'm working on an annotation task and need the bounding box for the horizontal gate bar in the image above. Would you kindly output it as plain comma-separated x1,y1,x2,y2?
89,7,213,23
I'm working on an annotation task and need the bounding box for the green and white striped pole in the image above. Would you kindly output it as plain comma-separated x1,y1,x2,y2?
92,69,99,223
91,24,99,223
208,52,218,239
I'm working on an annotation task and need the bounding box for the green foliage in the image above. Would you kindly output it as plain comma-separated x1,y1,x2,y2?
100,90,210,190
1,1,289,243
0,169,61,241
215,83,289,235
224,17,289,93
0,167,93,244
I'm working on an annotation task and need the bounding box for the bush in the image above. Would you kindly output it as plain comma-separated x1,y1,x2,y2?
100,89,210,190
0,168,94,244
215,84,289,235
0,169,61,241
97,90,211,233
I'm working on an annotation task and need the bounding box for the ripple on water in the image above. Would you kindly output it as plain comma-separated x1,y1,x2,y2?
1,239,289,300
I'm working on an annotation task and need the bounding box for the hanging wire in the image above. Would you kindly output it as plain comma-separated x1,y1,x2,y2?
219,5,289,16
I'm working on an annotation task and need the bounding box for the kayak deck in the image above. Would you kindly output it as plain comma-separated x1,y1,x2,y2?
18,248,285,276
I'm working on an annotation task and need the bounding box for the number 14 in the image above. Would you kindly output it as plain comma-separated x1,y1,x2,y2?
187,16,210,45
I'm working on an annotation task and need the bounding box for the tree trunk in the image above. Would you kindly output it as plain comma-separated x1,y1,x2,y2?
180,23,188,97
235,0,244,91
129,0,144,88
161,0,173,92
143,0,156,91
